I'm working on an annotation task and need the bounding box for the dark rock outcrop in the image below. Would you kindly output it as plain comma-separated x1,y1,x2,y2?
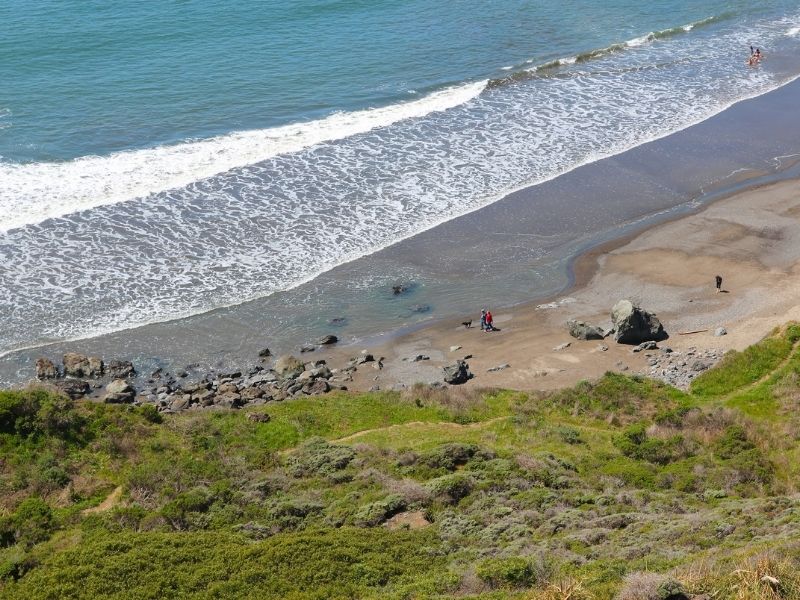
35,358,59,380
275,355,305,379
443,360,473,385
567,320,605,341
104,379,136,403
107,360,135,379
56,379,91,400
611,300,665,344
318,335,338,345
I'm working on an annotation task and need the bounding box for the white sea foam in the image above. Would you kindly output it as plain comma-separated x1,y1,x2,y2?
0,80,486,233
788,26,800,36
626,33,654,47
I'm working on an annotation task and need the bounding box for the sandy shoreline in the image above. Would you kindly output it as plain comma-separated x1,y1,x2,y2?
333,176,800,393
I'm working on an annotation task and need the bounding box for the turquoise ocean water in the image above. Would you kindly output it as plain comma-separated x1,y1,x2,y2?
2,0,800,356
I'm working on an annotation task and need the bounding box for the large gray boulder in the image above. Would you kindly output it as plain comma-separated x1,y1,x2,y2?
611,300,665,345
107,360,135,379
104,379,136,403
567,320,605,341
443,360,473,385
274,355,305,379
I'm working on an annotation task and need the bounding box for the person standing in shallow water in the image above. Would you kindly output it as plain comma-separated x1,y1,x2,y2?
715,275,722,292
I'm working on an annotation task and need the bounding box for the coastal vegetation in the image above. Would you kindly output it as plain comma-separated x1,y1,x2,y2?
2,326,800,599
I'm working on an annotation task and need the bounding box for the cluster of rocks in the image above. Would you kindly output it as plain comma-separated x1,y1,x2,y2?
35,353,136,401
640,346,724,389
129,353,362,412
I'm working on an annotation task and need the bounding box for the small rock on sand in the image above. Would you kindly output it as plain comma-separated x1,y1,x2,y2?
553,342,571,351
714,327,727,336
449,345,462,352
487,364,510,372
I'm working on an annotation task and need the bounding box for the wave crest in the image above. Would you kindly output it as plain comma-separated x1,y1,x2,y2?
0,81,486,233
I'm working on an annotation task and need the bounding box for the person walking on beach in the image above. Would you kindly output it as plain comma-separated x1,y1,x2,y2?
480,309,487,331
485,310,494,332
715,274,722,293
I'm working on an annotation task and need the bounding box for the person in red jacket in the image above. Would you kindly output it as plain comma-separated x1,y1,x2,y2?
485,310,494,332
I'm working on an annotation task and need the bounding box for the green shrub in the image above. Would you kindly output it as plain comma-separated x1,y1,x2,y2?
2,528,446,599
353,495,406,527
476,556,535,589
614,424,690,465
556,425,583,444
714,425,754,459
424,473,474,503
286,437,356,478
3,498,54,548
137,404,163,424
420,443,479,470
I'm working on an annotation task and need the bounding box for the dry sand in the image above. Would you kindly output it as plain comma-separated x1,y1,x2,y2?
332,177,800,392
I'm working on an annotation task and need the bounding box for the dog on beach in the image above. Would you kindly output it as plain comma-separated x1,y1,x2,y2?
461,320,472,329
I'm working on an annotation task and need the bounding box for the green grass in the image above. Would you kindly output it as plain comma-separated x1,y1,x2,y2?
691,324,800,397
3,326,800,599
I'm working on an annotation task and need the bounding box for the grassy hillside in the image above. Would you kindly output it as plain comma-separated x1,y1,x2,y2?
2,326,800,599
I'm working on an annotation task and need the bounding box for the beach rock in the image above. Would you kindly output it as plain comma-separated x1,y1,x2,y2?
275,355,305,379
632,341,658,353
217,382,239,395
355,354,374,365
215,393,243,409
56,379,91,400
240,387,265,401
181,381,210,394
258,348,272,358
714,327,728,337
247,413,271,423
300,344,316,353
318,334,338,345
62,353,90,377
168,394,191,411
409,304,431,313
449,345,462,352
104,379,136,403
487,364,510,372
443,360,473,385
413,354,430,362
193,389,216,406
567,320,605,340
597,344,609,352
392,284,410,296
611,300,665,344
329,317,348,326
35,358,59,380
553,342,571,351
303,379,330,395
106,360,135,379
310,366,332,379
87,356,104,378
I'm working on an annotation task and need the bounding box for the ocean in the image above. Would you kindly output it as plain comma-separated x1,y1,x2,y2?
3,0,800,371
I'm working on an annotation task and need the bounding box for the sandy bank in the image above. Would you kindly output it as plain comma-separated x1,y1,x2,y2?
336,177,800,392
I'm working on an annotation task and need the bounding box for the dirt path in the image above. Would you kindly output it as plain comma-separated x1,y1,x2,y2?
330,416,510,444
82,485,122,514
